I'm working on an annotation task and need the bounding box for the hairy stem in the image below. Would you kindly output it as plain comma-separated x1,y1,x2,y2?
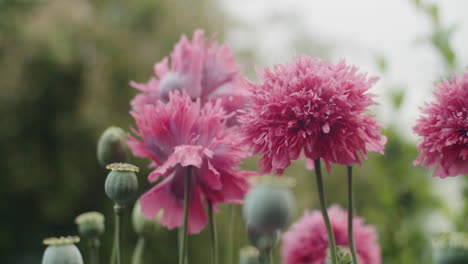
347,166,359,264
314,159,337,264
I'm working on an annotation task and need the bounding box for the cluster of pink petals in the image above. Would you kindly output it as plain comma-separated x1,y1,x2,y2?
239,56,386,174
128,92,252,234
414,73,468,178
130,29,249,125
281,205,381,264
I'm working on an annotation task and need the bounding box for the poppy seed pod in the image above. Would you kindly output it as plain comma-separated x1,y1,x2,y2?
433,232,468,264
74,212,105,239
132,200,161,237
239,246,259,264
105,163,139,207
247,225,280,251
97,126,128,167
243,184,295,232
42,236,83,264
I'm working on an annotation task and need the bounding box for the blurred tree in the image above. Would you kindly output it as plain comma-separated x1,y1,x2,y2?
0,0,224,263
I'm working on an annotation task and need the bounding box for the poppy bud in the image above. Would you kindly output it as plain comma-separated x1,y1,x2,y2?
132,199,161,237
97,126,128,167
243,184,295,233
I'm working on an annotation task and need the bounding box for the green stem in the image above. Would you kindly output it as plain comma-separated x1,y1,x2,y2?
258,249,272,264
347,166,359,264
111,224,117,264
208,201,218,264
131,236,146,264
179,166,192,264
88,238,100,264
314,158,337,264
115,206,124,264
226,204,235,264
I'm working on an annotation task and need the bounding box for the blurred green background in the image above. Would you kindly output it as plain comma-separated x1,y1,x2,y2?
0,1,466,264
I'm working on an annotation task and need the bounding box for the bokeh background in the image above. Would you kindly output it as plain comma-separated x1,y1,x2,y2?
1,0,467,263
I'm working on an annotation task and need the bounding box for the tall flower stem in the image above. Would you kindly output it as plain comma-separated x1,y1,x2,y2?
131,236,145,264
347,166,359,264
226,204,235,264
179,166,192,264
115,205,124,264
314,158,338,264
208,200,218,264
258,249,272,264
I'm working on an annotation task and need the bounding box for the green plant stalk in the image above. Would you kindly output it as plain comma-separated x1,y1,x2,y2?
226,204,235,264
208,200,218,264
88,238,100,264
258,249,272,264
347,166,359,264
111,221,117,264
115,207,124,264
131,236,146,264
179,166,192,264
314,158,338,264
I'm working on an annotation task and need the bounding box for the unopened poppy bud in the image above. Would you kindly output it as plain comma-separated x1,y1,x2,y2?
74,212,105,239
243,184,295,232
42,236,83,264
433,232,468,264
105,163,139,208
247,225,280,251
239,246,259,264
132,200,161,237
97,126,128,167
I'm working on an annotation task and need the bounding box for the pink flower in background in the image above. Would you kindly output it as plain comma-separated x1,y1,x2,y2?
414,73,468,178
282,205,381,264
239,56,386,174
129,92,252,234
130,29,249,125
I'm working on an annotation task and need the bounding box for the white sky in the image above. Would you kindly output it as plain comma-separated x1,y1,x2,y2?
222,0,468,142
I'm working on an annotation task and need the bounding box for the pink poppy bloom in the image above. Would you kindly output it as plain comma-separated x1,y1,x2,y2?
129,92,252,234
130,29,249,125
414,73,468,178
239,56,386,174
281,205,381,264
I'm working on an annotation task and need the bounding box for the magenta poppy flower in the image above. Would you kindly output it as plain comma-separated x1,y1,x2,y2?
129,92,252,234
239,56,386,174
130,29,249,125
281,205,381,264
414,73,468,178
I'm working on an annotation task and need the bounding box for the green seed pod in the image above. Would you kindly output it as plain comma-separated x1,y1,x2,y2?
433,232,468,264
42,237,83,264
239,246,259,264
74,211,105,239
243,184,295,232
97,126,128,167
105,163,139,207
247,225,280,251
132,199,161,238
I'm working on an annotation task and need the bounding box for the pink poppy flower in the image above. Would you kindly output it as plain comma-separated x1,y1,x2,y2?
129,92,251,234
130,29,249,125
239,56,386,174
414,73,468,178
281,205,381,264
